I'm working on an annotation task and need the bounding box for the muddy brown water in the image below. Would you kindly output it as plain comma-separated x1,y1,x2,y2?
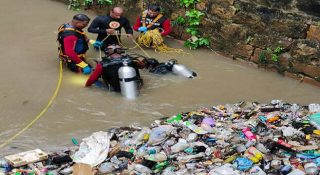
0,0,319,156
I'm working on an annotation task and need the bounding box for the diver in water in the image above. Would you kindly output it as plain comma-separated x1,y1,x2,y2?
85,44,144,92
85,44,196,95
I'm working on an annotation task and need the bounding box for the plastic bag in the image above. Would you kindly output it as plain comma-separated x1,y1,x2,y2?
72,131,112,167
147,125,175,146
208,163,241,175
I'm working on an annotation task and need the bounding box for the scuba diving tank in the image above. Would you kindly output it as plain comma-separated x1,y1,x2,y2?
118,60,139,99
171,63,197,78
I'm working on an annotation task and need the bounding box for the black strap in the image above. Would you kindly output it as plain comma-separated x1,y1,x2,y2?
119,76,138,82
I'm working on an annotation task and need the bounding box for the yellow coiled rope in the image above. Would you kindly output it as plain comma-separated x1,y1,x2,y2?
136,29,186,55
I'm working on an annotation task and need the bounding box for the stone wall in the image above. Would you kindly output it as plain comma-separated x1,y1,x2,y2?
146,0,320,86
54,0,320,86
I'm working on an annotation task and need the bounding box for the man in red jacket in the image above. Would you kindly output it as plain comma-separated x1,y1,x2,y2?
133,4,171,47
57,14,92,74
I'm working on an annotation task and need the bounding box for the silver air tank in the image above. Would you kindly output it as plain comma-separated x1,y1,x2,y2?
118,60,139,99
172,64,197,78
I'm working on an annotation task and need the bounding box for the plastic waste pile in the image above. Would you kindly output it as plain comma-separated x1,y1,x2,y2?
1,101,320,175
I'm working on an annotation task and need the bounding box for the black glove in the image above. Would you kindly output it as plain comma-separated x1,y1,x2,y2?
144,58,159,69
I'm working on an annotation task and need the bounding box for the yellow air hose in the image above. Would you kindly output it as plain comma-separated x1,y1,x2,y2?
0,60,63,149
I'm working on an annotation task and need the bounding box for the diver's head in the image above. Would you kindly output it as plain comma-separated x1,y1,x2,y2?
147,4,160,18
104,44,125,58
71,14,90,29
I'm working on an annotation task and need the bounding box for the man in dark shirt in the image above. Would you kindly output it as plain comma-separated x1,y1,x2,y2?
88,7,133,50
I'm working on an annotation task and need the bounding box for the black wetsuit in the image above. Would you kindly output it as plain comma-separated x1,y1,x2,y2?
88,15,133,50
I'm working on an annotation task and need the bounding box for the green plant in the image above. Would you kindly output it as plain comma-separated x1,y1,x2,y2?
186,9,204,25
178,0,209,49
69,0,81,11
259,51,268,64
68,0,112,10
180,0,200,8
97,0,113,6
268,46,283,62
84,0,93,6
259,46,283,64
186,27,199,36
172,16,186,26
184,37,209,49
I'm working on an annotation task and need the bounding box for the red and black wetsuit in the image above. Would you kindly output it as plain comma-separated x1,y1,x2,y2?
133,12,171,36
88,15,133,50
85,57,142,92
57,24,89,71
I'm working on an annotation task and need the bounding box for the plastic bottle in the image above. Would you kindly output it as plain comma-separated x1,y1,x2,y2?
236,144,246,153
183,121,208,134
280,165,292,175
247,147,263,161
71,137,79,145
242,127,257,141
177,152,205,163
110,156,121,165
274,138,292,148
304,162,319,175
255,143,269,154
154,161,169,171
170,139,189,153
153,152,167,162
201,117,215,132
186,133,198,142
233,157,254,171
167,114,182,123
136,144,148,157
309,113,320,130
308,104,320,113
224,154,238,163
162,166,175,175
249,165,266,175
133,164,153,174
0,159,11,173
287,169,306,175
267,116,280,123
99,162,116,174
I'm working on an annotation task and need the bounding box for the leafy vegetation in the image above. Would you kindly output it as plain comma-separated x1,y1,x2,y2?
175,0,210,49
259,46,283,64
68,0,112,10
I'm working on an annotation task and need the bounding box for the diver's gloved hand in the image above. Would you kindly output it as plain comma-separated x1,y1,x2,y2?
76,61,91,74
138,26,148,33
89,40,103,48
82,66,91,74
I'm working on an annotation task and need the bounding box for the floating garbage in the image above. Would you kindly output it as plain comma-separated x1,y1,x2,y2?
1,100,320,175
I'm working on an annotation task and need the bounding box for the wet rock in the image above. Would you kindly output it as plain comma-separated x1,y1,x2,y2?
278,52,292,68
250,48,264,63
210,4,236,19
234,43,254,59
292,61,320,78
297,0,320,17
307,25,320,42
290,39,320,63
